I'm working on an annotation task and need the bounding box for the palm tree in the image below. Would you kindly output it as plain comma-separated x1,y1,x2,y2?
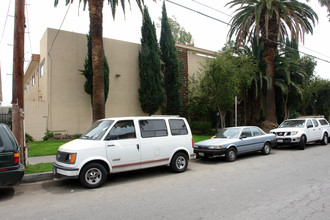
274,39,305,120
54,0,146,122
227,0,318,125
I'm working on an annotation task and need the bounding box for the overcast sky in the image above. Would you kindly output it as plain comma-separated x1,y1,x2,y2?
0,0,329,106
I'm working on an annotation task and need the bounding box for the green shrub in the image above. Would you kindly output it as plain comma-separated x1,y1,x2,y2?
25,133,34,143
190,121,213,135
73,134,82,139
43,130,54,141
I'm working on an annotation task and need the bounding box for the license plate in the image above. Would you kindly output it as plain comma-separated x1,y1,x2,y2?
277,139,283,143
198,152,204,157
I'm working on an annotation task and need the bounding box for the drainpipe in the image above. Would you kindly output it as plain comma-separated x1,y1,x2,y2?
47,51,52,132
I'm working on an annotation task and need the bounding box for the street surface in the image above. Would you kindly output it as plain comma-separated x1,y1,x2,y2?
1,143,330,220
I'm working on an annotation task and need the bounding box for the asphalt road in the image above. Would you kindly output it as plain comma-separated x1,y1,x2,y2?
1,143,330,220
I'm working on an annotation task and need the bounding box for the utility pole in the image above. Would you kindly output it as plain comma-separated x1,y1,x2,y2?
12,0,25,165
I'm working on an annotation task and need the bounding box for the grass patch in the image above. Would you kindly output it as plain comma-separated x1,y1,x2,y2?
193,135,211,143
27,140,68,157
25,163,53,174
26,136,209,158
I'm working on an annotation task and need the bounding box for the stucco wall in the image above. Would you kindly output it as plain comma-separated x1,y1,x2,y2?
24,29,215,140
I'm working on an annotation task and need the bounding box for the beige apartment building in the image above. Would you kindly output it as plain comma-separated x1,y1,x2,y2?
24,28,215,140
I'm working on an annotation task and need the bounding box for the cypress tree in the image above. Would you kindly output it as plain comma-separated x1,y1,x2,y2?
81,31,109,105
138,6,164,115
160,1,182,115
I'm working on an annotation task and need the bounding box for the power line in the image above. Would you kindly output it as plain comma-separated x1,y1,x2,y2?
165,0,330,64
0,0,12,46
50,2,71,52
25,2,32,58
191,0,232,18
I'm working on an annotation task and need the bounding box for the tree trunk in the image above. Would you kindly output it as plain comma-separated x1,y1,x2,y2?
89,0,105,122
263,51,277,124
260,11,278,126
218,107,226,129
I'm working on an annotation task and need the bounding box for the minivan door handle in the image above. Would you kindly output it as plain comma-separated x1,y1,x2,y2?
108,144,115,147
137,144,140,151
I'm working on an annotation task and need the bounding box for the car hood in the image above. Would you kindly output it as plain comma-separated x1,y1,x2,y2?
195,138,239,146
271,127,302,132
58,139,104,152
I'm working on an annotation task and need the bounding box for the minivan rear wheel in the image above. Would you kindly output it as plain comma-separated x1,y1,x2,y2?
170,152,188,173
79,163,107,188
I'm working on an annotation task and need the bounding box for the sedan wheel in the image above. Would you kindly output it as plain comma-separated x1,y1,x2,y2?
261,143,271,155
225,148,237,162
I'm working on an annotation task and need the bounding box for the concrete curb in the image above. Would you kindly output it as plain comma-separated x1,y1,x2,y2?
22,172,54,183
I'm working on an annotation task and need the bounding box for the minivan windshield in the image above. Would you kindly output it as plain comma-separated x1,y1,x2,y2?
215,128,241,139
279,120,305,128
81,120,114,140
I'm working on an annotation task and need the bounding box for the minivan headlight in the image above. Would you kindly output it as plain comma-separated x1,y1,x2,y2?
67,153,77,164
56,151,77,164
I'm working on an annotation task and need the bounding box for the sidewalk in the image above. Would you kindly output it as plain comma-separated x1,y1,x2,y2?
27,155,56,165
22,155,56,184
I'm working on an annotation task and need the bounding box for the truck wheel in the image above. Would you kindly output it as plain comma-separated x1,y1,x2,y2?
225,148,237,162
79,163,107,188
261,142,271,155
170,152,188,173
298,135,306,150
321,133,328,145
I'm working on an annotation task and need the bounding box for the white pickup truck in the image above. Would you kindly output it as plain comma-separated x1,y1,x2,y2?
270,117,330,150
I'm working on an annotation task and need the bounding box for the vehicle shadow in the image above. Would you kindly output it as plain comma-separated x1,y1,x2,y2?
41,166,189,194
273,143,322,151
195,151,271,164
0,187,15,202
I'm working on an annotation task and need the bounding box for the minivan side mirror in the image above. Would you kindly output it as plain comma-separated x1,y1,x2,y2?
307,124,313,128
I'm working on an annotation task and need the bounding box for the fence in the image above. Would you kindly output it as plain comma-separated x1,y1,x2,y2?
0,113,12,126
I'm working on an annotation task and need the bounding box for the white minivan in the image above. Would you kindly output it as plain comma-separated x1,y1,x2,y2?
53,116,195,188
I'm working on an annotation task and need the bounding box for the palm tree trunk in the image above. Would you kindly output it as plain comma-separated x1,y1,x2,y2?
88,0,105,122
263,52,277,124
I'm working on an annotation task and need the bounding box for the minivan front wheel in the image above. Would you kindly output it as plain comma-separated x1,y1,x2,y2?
170,152,188,173
79,163,107,188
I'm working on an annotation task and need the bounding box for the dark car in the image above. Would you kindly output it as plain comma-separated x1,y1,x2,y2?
0,124,24,187
194,126,276,162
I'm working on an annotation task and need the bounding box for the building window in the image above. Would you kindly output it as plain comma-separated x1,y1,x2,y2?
32,73,35,86
40,59,45,77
